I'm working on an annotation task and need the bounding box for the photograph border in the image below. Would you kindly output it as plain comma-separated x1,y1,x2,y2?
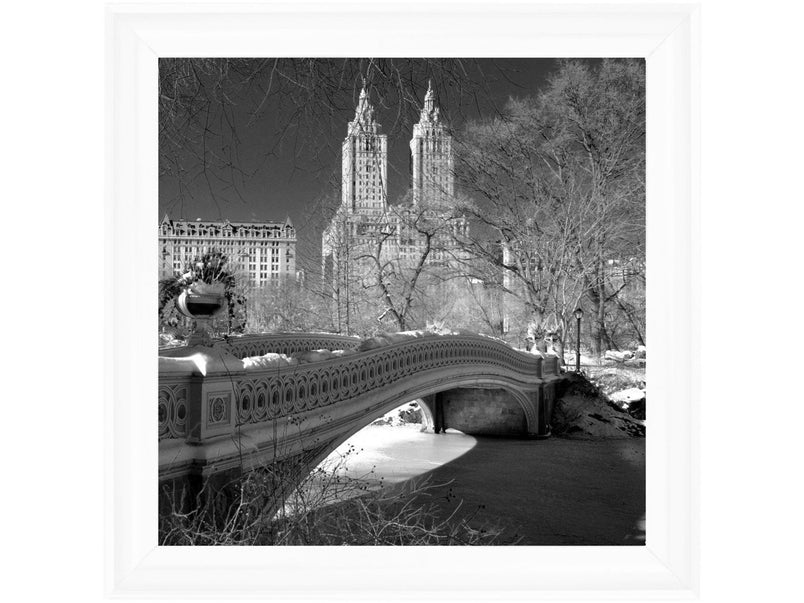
106,1,700,598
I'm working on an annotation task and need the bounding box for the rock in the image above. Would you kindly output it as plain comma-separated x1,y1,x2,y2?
608,388,646,420
627,398,646,420
556,371,602,398
552,394,645,438
551,373,645,438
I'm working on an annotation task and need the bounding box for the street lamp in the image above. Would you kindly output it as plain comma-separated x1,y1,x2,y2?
574,307,584,372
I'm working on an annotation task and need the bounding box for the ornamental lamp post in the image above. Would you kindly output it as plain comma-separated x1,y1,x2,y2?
574,307,584,372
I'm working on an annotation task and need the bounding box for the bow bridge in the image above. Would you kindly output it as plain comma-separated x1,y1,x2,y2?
158,332,563,484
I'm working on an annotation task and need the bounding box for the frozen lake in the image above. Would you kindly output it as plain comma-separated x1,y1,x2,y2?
321,423,477,485
318,423,646,545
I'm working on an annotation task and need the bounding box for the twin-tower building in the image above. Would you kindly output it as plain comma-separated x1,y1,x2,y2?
159,81,464,294
338,80,454,214
322,81,467,285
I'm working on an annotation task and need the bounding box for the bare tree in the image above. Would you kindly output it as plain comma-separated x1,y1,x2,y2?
318,203,381,335
453,106,584,352
541,59,645,354
329,192,467,333
247,277,332,333
453,59,645,355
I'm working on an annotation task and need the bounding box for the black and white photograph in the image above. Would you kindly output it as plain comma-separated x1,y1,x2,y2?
12,0,804,600
157,58,646,546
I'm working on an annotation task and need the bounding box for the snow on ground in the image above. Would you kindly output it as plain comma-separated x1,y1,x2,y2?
585,366,646,396
609,388,646,404
371,401,424,427
581,364,646,419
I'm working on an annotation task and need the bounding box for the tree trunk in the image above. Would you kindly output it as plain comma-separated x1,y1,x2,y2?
585,287,602,356
585,258,615,356
615,297,646,346
553,318,567,366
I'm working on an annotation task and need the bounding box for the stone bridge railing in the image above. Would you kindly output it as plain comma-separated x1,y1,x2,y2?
158,334,562,480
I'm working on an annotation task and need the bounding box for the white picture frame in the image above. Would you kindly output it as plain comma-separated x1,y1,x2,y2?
106,1,700,599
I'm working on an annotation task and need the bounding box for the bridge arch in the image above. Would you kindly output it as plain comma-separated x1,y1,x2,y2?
297,374,541,477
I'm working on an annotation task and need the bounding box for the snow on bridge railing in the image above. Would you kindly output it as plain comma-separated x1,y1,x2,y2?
158,332,561,443
159,332,361,359
224,332,361,358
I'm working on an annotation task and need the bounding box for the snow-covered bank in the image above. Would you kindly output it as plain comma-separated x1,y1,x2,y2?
553,372,645,438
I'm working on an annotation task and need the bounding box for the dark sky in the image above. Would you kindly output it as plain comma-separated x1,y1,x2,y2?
158,58,565,270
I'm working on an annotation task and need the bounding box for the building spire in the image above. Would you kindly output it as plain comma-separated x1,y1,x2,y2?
411,78,452,206
353,78,374,125
418,79,440,124
342,74,387,211
424,79,435,113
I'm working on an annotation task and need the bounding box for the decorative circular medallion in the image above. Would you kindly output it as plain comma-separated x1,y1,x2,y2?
210,397,227,422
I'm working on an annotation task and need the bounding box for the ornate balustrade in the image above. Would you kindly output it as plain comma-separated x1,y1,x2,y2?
158,333,564,480
159,332,360,359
